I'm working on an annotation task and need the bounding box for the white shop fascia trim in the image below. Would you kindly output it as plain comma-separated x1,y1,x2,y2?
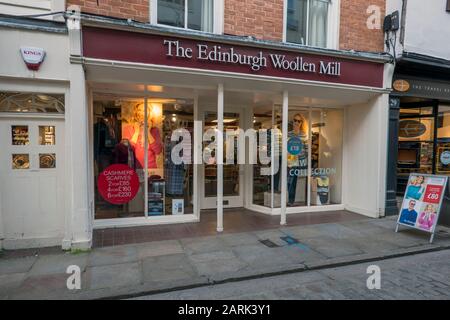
93,214,199,229
76,57,391,94
0,75,70,84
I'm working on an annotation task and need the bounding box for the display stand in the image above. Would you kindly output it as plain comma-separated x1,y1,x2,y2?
395,173,448,244
148,178,165,216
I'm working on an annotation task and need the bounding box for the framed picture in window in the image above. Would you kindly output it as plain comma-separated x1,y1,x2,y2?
437,147,450,173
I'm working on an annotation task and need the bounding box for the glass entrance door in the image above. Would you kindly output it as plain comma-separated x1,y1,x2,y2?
201,109,244,209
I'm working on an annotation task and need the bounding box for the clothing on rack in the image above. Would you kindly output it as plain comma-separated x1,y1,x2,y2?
113,139,136,169
164,136,185,195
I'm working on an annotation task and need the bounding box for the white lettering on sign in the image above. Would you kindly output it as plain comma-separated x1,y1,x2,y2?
20,46,46,71
163,40,341,76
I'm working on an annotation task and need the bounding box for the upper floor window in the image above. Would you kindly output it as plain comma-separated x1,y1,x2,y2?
286,0,330,47
156,0,214,33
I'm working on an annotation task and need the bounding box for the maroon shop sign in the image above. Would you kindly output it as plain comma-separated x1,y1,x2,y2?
83,27,384,88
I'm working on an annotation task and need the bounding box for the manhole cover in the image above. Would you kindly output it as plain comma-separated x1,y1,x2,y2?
259,239,279,248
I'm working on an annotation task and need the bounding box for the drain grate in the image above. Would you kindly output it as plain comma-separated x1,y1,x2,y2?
259,239,279,248
280,235,300,245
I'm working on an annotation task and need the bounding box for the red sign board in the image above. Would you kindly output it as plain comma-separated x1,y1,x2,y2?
82,27,384,88
423,185,444,204
97,164,140,205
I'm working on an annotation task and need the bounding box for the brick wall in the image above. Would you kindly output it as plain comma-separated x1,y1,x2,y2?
66,0,149,23
66,0,385,53
224,0,284,41
339,0,385,52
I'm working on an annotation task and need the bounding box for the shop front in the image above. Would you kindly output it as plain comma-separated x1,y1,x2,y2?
386,53,450,224
74,14,392,235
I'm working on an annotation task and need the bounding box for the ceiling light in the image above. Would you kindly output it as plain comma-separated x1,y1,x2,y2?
212,119,237,124
147,85,163,93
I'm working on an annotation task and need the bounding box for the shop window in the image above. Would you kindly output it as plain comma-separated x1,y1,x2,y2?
286,0,330,47
436,104,450,174
93,97,194,220
396,103,437,195
252,105,282,208
283,107,343,208
156,0,214,33
398,107,435,177
310,109,343,206
203,112,240,198
286,108,310,207
0,92,64,114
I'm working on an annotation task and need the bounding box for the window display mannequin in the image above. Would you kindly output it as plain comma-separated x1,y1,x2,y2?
287,113,308,206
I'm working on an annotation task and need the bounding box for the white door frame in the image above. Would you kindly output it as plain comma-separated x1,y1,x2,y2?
198,104,245,210
0,115,65,248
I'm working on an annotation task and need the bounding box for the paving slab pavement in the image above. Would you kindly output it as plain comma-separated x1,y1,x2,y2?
1,215,450,300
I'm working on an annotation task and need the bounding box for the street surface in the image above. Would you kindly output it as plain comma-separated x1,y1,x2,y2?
134,250,450,300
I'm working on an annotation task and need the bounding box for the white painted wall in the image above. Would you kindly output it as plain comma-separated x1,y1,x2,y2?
0,27,69,81
386,0,450,60
343,94,389,218
0,0,65,19
0,26,91,250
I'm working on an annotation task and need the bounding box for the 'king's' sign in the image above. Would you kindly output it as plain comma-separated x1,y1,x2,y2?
20,47,46,71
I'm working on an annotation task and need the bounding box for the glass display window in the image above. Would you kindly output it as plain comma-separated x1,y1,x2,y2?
436,104,450,174
252,104,281,208
93,96,194,220
286,108,310,207
310,109,343,206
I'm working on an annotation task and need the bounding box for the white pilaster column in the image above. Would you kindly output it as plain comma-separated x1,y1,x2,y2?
193,92,200,220
63,13,92,249
281,90,288,226
217,84,224,232
0,194,3,249
144,95,149,217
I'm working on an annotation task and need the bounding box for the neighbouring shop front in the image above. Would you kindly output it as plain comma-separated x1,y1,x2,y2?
386,53,450,225
77,14,392,234
0,16,92,250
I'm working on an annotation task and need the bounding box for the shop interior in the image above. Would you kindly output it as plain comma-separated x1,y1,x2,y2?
93,93,195,220
91,84,345,222
396,98,450,195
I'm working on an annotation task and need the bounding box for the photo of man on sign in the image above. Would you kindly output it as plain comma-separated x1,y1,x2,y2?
399,199,419,226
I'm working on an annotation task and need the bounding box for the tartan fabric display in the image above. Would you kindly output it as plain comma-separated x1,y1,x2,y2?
164,137,185,195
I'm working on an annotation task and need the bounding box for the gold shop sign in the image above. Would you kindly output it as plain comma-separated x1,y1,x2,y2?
393,79,410,92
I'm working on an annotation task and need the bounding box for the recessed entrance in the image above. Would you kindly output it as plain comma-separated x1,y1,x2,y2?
200,108,244,209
